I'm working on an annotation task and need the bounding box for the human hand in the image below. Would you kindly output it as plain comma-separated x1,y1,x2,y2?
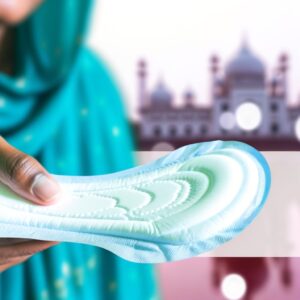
0,137,61,272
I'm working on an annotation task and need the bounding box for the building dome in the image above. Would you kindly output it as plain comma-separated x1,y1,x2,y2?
226,42,265,78
150,81,173,107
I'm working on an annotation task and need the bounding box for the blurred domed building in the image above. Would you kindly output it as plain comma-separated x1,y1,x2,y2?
136,41,300,150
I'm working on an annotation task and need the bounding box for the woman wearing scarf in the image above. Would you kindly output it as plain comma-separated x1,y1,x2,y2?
0,0,159,299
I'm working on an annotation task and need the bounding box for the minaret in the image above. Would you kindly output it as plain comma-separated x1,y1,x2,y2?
269,77,279,97
210,54,221,99
278,53,289,99
137,59,148,111
210,54,219,78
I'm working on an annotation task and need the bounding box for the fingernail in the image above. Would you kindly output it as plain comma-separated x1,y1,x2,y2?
31,174,61,203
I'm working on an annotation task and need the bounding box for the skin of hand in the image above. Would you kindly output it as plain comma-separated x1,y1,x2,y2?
0,137,62,272
0,0,49,273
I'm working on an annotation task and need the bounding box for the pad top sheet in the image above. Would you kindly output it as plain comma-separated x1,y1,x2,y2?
0,141,271,263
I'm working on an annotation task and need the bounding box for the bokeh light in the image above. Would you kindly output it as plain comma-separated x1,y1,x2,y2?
294,117,300,141
219,112,236,130
221,273,247,300
235,102,262,131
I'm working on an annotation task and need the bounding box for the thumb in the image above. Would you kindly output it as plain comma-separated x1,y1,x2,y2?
0,137,61,205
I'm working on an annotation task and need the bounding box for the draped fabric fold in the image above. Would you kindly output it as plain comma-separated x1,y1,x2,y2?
0,0,159,299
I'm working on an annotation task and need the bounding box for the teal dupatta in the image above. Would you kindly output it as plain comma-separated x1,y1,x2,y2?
0,0,159,299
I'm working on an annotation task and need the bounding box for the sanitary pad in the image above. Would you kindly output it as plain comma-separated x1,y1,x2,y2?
0,141,271,263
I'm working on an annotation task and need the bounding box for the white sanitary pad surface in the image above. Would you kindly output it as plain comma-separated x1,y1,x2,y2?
0,141,271,263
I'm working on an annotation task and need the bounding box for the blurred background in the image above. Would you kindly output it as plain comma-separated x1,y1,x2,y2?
86,1,300,299
89,0,300,151
159,257,300,300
